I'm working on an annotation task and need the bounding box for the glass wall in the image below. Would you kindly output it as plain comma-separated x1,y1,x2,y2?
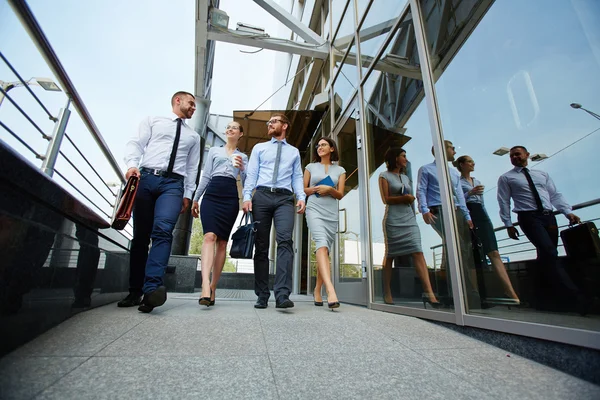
420,0,600,331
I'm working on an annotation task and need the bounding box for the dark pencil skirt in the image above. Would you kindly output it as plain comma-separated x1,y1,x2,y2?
467,202,498,254
200,176,239,240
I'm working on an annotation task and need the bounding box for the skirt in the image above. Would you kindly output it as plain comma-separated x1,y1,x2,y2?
467,202,498,254
200,176,239,240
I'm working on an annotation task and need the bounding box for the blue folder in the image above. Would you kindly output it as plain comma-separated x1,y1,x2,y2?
314,175,335,198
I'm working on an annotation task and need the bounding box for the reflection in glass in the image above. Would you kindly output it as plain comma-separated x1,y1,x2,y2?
379,147,441,308
454,155,520,306
425,0,600,329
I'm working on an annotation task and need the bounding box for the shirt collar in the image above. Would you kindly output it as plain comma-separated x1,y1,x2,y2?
270,137,287,145
513,166,525,172
171,113,186,123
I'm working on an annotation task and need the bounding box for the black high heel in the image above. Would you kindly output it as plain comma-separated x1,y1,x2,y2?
314,291,323,306
209,289,215,306
328,301,340,310
422,294,442,309
199,289,211,307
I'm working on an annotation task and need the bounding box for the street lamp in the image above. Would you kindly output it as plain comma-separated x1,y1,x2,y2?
0,77,62,108
570,103,600,121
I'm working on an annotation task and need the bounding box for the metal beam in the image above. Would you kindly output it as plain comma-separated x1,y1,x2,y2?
207,28,329,59
345,52,422,80
195,0,209,98
298,58,324,109
333,17,401,51
252,0,326,46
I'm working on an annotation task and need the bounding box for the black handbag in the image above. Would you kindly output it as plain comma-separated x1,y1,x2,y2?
229,213,259,259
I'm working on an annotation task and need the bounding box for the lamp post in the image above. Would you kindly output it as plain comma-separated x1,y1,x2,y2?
0,77,62,108
570,103,600,121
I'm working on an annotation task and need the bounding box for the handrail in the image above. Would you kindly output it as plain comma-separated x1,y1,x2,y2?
8,0,125,184
430,197,600,250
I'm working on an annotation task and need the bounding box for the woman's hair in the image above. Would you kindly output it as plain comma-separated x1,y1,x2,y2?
453,155,470,172
228,121,244,133
384,147,406,172
313,137,339,162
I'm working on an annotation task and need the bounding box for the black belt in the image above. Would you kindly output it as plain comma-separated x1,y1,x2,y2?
517,209,553,216
256,186,293,195
140,167,184,180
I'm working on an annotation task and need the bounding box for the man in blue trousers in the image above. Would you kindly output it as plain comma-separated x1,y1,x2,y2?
119,91,200,313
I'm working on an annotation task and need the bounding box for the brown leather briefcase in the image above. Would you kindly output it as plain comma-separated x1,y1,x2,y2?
110,175,139,230
560,221,600,260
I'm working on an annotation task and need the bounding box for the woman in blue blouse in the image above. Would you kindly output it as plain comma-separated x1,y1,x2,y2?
455,155,520,304
191,121,248,306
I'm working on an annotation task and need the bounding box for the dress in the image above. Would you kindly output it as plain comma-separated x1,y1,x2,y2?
380,171,422,257
459,176,498,253
305,162,346,252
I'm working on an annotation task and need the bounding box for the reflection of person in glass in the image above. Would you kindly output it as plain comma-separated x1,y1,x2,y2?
191,121,247,307
455,155,520,305
416,140,480,307
379,148,440,308
303,138,346,310
497,146,585,313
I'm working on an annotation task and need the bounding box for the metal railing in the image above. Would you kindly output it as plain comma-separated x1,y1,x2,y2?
430,198,600,267
1,1,131,238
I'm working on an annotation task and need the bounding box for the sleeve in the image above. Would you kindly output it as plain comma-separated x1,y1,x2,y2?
242,146,260,202
453,175,471,221
193,147,214,202
497,174,513,227
239,154,249,188
546,173,573,215
291,149,306,201
183,134,201,199
124,116,152,169
416,166,429,214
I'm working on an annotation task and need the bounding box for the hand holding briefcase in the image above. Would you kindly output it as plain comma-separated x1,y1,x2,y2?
110,175,139,230
230,213,259,259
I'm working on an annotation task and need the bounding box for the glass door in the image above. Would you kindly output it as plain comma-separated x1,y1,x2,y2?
333,97,368,305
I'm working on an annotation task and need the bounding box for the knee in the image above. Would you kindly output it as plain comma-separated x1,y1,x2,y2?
204,233,217,244
277,238,293,250
217,239,227,251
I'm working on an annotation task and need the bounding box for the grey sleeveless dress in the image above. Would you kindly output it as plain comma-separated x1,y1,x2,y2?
380,171,422,256
305,162,346,252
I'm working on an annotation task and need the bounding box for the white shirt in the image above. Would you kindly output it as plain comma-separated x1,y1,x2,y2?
497,166,573,227
124,113,201,198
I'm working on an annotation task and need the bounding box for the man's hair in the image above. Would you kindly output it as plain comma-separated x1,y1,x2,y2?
384,147,406,172
271,113,291,131
510,145,528,153
313,137,339,162
431,140,453,156
171,91,194,106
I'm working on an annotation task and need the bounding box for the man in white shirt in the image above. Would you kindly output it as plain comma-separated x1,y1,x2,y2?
119,91,201,313
497,145,583,312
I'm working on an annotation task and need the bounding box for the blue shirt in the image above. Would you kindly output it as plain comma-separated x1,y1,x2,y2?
416,161,471,221
242,137,306,202
193,145,248,202
497,166,573,227
460,176,484,205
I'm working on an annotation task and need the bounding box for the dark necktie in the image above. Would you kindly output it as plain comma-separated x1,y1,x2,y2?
522,167,544,212
272,141,282,185
167,118,182,174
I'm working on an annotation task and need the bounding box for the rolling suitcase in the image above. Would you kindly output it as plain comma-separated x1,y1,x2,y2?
560,221,600,260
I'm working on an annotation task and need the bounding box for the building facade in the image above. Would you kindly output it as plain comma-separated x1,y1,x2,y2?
259,0,600,349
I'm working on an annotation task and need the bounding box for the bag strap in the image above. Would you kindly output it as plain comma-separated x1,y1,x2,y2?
239,212,254,227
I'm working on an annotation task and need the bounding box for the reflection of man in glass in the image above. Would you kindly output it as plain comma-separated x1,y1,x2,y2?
416,140,480,307
497,145,585,314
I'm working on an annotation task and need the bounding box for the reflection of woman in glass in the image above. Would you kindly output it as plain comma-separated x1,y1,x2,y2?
379,148,441,308
191,121,247,307
455,155,520,304
304,138,346,309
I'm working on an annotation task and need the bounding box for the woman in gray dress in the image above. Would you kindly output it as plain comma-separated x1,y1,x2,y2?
379,148,440,308
304,137,346,309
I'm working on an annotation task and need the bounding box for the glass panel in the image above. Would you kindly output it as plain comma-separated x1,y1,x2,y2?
356,0,371,22
331,0,355,52
333,50,359,121
363,30,453,311
358,1,409,73
424,0,600,329
337,103,363,283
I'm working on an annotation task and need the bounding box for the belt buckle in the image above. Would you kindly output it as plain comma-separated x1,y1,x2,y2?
270,187,276,193
542,210,551,216
152,169,161,176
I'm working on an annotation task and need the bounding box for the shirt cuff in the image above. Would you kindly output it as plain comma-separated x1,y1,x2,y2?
126,160,139,169
184,190,194,199
243,195,252,202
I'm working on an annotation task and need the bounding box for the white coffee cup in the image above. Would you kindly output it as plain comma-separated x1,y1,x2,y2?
230,154,242,168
